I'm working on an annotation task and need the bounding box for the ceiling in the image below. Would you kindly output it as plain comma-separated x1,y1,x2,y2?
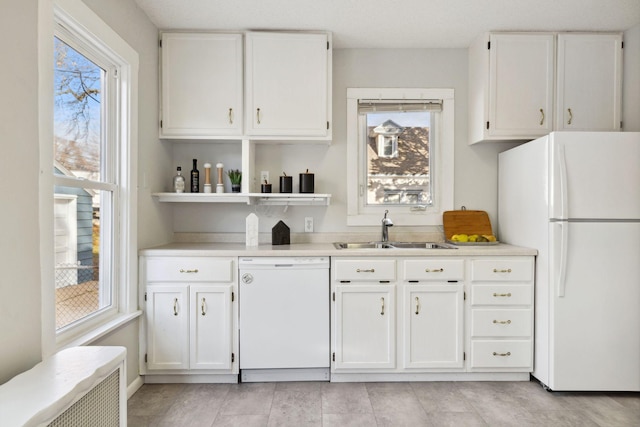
133,0,640,49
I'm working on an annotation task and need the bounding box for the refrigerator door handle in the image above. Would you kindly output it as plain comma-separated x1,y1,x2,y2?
557,144,569,220
557,221,569,297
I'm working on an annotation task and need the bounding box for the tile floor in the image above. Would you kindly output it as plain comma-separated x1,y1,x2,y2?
127,379,640,426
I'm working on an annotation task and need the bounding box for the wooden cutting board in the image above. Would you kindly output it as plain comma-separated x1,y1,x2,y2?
443,209,494,239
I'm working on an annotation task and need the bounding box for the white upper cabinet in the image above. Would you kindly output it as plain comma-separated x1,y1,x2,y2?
555,34,623,131
469,32,623,144
469,33,555,143
160,33,243,138
245,32,331,139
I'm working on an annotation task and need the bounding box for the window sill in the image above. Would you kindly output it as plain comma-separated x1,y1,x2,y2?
58,310,142,350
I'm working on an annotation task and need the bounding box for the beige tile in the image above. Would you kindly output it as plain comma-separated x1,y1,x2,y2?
411,382,475,413
374,411,432,426
513,409,600,427
127,383,187,417
427,411,488,427
212,414,269,427
321,383,373,414
268,390,322,427
156,384,231,427
219,390,274,415
366,383,426,415
322,413,378,427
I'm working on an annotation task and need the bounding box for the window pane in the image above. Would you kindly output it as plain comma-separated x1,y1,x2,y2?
365,111,432,206
54,186,112,329
54,36,111,330
54,37,103,181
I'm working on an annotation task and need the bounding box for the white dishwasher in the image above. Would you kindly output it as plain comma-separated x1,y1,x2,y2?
239,257,330,382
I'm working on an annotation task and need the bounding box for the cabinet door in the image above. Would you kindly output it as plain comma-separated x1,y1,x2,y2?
403,285,464,369
245,32,329,137
488,34,554,138
146,285,189,370
333,285,395,370
161,33,243,137
190,285,233,370
555,34,622,131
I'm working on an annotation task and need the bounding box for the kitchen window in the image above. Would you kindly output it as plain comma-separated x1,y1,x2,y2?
50,0,138,346
346,88,454,226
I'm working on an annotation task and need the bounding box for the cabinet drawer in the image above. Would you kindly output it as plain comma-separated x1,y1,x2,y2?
470,340,532,369
403,259,464,281
471,309,532,337
472,285,532,306
470,259,533,282
334,260,396,282
146,257,234,282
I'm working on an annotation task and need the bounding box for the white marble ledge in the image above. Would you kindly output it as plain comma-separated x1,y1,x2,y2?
140,242,537,257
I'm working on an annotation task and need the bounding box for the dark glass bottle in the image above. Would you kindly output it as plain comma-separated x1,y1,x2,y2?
190,159,199,193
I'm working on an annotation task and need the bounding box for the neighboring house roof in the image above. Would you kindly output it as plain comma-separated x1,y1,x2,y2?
367,126,430,175
371,119,403,136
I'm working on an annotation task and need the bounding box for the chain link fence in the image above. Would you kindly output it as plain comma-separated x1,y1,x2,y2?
55,263,99,329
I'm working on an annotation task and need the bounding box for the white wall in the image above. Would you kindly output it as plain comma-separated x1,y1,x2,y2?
0,0,42,384
170,48,516,236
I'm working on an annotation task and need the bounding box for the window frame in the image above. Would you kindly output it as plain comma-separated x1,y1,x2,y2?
346,88,454,226
47,0,139,350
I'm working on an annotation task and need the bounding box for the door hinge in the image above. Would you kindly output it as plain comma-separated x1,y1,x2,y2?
144,353,147,363
327,41,330,50
231,353,235,363
621,41,624,49
464,291,466,300
144,292,147,301
486,121,490,130
620,121,623,129
332,292,335,301
487,41,491,50
463,352,466,361
327,121,330,130
332,352,335,362
232,291,235,302
160,119,163,128
159,39,162,48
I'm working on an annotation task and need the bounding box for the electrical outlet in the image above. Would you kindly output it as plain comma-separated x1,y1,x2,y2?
304,217,314,233
260,171,269,183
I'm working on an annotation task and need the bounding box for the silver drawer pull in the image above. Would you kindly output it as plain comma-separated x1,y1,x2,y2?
356,268,375,273
425,268,444,273
493,319,512,325
415,296,420,315
493,268,512,273
381,297,385,316
493,292,512,297
493,351,511,357
179,269,199,273
173,298,178,316
201,298,206,316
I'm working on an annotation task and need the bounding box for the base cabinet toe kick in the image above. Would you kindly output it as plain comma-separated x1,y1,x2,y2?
139,253,534,383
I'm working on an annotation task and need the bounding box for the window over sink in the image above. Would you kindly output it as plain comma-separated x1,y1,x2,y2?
346,88,454,226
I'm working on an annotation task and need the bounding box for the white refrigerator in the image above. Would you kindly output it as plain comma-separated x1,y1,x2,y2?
498,131,640,391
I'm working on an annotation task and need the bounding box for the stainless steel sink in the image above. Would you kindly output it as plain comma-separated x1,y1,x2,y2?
333,241,457,250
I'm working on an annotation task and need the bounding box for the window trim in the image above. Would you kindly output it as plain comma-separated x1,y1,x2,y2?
346,88,454,226
45,0,139,351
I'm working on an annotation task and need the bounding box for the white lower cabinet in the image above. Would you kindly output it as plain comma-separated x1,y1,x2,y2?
333,284,395,369
141,256,238,379
332,255,534,378
469,257,534,371
403,285,464,369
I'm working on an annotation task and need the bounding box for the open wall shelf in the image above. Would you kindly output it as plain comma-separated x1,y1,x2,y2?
152,192,331,206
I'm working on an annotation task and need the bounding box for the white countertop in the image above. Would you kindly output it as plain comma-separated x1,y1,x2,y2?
140,242,537,257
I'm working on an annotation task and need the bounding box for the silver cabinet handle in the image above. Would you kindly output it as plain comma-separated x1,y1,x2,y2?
173,298,178,316
567,108,573,125
493,319,512,324
381,297,385,315
356,268,375,273
228,108,233,124
415,296,420,315
493,268,512,273
493,352,511,357
179,269,199,273
425,268,444,273
539,108,545,125
493,292,512,297
256,108,261,124
201,297,206,316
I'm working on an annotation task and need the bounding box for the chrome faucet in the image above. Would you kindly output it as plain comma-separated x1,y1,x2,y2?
381,210,394,242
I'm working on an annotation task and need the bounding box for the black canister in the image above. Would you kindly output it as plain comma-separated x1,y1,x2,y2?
261,183,272,193
279,174,293,193
299,169,314,193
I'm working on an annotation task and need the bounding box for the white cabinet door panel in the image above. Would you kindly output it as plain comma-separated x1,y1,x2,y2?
190,285,233,370
146,285,189,370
